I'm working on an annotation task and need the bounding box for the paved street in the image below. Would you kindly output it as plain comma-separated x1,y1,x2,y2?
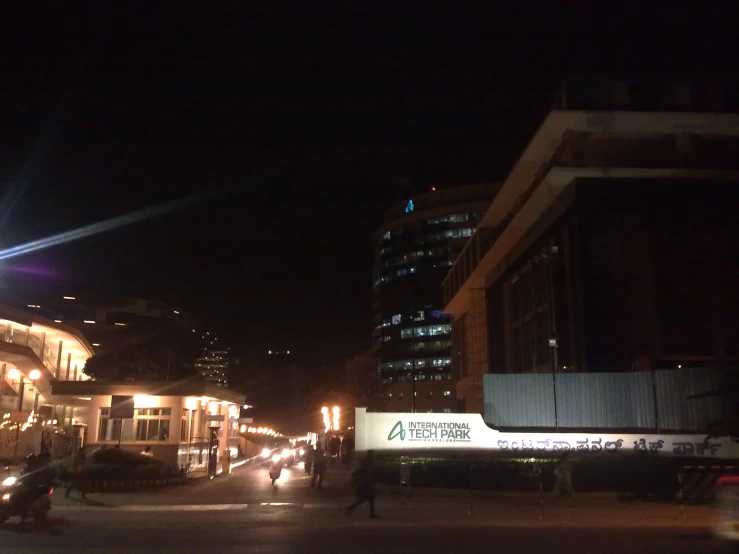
0,462,732,553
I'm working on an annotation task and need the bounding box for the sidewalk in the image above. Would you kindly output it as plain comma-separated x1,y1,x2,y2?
376,490,714,527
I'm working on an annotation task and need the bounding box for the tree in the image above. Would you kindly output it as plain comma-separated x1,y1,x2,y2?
84,322,202,382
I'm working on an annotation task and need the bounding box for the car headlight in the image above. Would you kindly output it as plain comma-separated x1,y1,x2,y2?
2,476,17,487
1,493,10,501
271,454,281,463
299,449,304,456
281,449,289,459
261,448,271,458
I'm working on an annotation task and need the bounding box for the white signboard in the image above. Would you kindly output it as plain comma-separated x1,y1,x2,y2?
354,408,739,459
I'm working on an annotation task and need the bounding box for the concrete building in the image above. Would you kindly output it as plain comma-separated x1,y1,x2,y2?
442,79,739,415
52,380,244,468
0,285,226,383
0,301,243,467
372,184,500,413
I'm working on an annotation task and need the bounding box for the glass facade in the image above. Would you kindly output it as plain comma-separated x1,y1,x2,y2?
373,196,492,399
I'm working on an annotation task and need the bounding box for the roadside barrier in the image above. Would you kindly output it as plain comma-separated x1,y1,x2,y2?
677,464,737,518
58,475,187,492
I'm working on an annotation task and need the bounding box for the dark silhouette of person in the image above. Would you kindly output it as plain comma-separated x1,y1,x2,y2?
346,450,378,519
304,444,314,475
65,447,88,499
311,446,327,489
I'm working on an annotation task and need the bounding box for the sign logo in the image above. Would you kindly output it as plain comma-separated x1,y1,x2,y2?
405,200,414,213
388,421,406,441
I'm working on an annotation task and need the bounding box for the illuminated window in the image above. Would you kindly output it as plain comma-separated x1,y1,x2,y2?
443,408,452,413
426,391,433,398
414,310,425,321
382,231,391,240
391,314,402,325
443,390,451,397
449,213,469,223
398,393,404,399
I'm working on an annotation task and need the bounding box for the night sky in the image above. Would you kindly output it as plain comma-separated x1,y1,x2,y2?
0,4,735,370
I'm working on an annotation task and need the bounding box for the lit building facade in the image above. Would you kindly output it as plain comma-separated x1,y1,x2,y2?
194,349,230,387
442,79,739,415
0,301,243,467
372,184,499,413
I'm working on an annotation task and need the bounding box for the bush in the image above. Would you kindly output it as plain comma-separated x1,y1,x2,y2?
49,449,183,483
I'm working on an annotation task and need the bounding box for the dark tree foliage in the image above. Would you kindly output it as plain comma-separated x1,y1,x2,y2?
84,321,202,382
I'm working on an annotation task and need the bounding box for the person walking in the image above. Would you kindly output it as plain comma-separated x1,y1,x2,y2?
65,447,88,500
311,446,327,489
304,444,314,475
346,450,378,519
553,453,575,506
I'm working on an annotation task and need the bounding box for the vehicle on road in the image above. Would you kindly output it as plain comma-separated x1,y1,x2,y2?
713,475,739,545
269,455,284,486
261,439,296,467
0,475,54,524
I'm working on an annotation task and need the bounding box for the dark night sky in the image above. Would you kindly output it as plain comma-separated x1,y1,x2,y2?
0,4,736,370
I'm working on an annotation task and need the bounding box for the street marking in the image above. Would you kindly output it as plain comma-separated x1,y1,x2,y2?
53,502,345,512
55,504,251,512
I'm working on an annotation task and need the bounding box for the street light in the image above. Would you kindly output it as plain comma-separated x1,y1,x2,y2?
332,406,340,431
321,406,330,432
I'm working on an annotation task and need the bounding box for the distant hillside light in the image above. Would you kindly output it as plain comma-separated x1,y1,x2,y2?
63,296,76,300
173,310,179,314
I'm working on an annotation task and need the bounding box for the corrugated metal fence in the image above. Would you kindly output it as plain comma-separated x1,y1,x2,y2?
483,368,731,431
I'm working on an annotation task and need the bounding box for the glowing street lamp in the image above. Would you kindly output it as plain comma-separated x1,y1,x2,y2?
29,369,42,381
332,406,340,431
7,368,20,381
321,406,330,432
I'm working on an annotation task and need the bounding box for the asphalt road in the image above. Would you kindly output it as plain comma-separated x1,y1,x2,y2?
0,463,733,553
